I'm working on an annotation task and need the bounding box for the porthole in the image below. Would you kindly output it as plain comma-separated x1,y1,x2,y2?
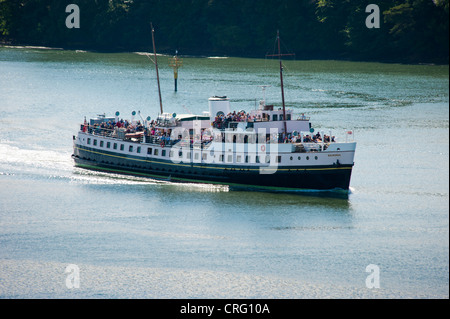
306,156,309,160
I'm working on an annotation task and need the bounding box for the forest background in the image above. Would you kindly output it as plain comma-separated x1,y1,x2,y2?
0,0,448,64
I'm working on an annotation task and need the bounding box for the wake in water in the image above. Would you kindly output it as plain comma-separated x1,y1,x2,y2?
0,141,230,192
0,142,73,176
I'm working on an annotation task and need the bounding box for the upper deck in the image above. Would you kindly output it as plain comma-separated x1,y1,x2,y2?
78,98,354,155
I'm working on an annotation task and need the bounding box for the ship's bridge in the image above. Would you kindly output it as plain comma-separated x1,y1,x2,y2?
249,100,311,134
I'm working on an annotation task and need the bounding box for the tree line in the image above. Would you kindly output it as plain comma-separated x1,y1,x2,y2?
0,0,448,63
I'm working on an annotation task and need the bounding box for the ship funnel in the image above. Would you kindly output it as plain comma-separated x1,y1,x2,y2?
208,96,230,122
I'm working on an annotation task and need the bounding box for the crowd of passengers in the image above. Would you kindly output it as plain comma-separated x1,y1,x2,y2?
85,118,177,135
84,119,168,140
212,110,308,129
83,117,335,145
213,110,252,129
273,131,334,144
296,132,335,143
84,118,145,134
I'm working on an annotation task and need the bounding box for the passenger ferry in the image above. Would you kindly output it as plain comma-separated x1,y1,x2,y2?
72,29,356,191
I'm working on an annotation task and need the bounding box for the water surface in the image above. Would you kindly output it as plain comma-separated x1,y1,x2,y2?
0,47,448,298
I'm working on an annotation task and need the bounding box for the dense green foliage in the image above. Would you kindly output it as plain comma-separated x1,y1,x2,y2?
0,0,448,63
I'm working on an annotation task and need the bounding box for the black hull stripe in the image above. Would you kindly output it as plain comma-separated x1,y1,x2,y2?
73,160,350,192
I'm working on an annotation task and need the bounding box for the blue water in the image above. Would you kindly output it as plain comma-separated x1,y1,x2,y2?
0,47,448,298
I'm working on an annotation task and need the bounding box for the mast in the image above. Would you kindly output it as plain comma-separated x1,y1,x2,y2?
151,23,163,114
266,30,294,137
277,30,287,137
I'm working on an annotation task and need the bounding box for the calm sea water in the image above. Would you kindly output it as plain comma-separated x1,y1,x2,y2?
0,46,448,299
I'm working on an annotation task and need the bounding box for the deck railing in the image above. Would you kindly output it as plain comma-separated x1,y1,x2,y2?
80,124,341,150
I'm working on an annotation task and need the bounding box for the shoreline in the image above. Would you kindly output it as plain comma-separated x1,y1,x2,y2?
1,43,448,67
